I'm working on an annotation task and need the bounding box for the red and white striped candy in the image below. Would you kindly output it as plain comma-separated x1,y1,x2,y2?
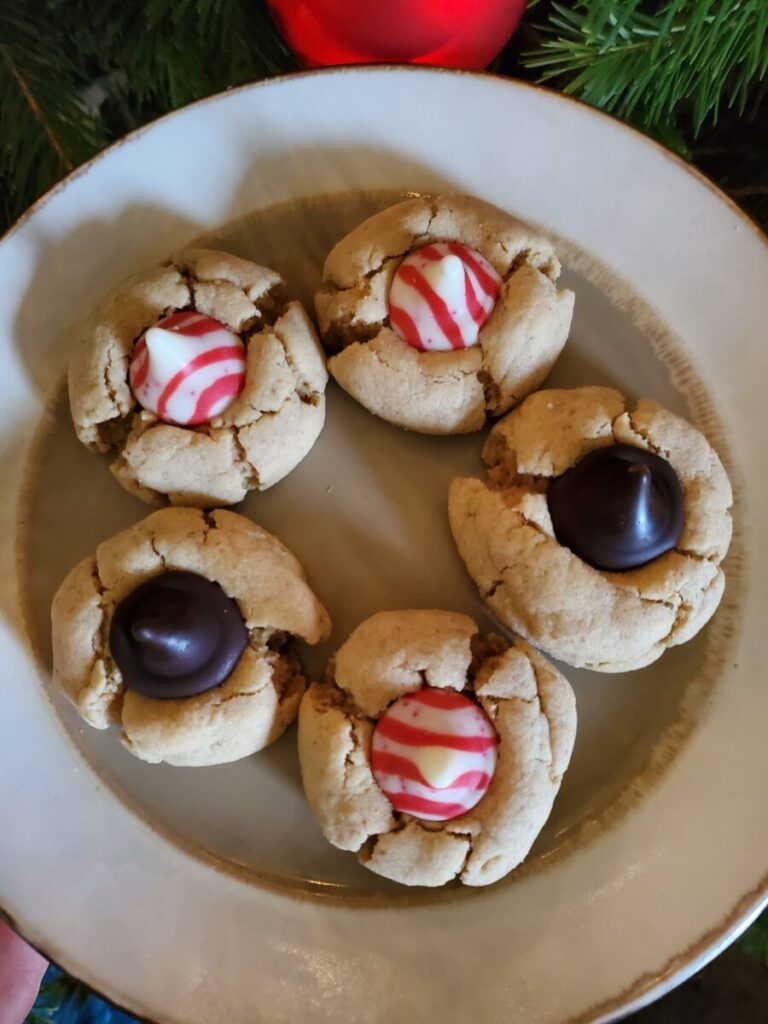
388,242,501,353
371,687,498,822
129,311,246,426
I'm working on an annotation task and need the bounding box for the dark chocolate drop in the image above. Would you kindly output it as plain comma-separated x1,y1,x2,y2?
109,571,248,698
547,444,684,572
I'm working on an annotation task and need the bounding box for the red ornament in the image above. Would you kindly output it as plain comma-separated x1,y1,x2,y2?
267,0,526,71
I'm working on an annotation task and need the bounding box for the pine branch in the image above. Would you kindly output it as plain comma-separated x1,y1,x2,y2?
692,78,768,225
0,0,106,223
522,0,768,139
139,0,294,105
45,0,296,112
740,911,768,966
0,0,295,228
1,46,73,172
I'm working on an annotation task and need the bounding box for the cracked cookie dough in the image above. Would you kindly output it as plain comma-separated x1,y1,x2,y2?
298,610,576,887
315,194,574,434
69,248,328,506
449,387,733,672
51,507,331,766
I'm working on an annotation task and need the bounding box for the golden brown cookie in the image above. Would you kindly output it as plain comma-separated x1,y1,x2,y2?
69,248,328,506
298,610,576,887
449,387,733,672
51,508,331,766
315,194,574,434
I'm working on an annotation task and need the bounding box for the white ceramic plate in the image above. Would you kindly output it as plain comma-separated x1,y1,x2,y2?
1,68,767,1024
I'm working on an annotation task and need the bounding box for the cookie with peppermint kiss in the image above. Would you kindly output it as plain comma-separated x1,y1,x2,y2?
315,194,574,434
69,248,328,507
298,609,577,888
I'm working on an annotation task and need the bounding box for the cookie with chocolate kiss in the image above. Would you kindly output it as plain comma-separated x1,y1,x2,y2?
51,508,331,766
449,387,732,672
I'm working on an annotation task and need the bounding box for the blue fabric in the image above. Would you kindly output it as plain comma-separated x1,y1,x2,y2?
27,966,139,1024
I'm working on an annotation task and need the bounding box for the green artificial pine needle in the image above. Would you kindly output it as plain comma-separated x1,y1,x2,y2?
523,0,768,138
0,0,295,227
0,0,107,222
740,913,768,966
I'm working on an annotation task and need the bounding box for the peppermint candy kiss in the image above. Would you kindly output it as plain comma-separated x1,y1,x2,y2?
371,688,498,821
388,242,501,352
129,312,246,426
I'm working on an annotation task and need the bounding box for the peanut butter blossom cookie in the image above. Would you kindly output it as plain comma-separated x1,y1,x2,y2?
315,194,575,434
51,508,331,766
298,610,577,887
69,248,328,506
449,387,733,672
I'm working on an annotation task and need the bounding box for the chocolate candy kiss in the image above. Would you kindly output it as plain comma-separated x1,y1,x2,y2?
109,571,248,698
547,444,684,572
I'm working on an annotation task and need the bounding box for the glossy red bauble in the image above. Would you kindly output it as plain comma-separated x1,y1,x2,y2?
267,0,526,70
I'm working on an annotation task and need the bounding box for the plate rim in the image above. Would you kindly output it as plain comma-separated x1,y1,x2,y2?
2,64,767,1024
3,65,766,252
